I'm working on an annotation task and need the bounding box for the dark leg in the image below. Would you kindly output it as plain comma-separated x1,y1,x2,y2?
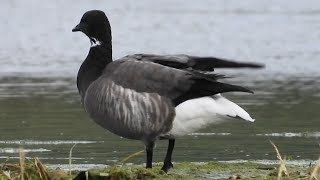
161,139,175,173
145,141,155,169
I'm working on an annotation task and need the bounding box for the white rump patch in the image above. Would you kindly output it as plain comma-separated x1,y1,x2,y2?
167,94,254,137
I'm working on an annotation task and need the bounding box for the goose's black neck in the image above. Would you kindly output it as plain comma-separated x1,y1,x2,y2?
77,44,112,102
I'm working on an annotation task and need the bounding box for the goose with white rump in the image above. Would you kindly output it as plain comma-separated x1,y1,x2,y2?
72,10,263,173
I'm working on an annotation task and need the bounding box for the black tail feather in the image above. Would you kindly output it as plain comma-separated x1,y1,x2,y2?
191,56,264,71
210,81,253,94
174,79,253,105
193,80,253,95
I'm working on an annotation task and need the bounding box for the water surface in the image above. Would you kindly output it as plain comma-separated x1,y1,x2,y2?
0,0,320,168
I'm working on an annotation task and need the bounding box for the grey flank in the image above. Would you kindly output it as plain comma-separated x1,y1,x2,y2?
84,78,175,142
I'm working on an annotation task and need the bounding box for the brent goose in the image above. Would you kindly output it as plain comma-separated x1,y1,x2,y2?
72,10,263,172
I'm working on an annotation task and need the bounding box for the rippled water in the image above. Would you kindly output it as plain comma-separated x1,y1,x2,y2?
1,0,320,169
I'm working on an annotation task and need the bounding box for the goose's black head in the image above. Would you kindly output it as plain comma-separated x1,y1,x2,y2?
72,10,112,46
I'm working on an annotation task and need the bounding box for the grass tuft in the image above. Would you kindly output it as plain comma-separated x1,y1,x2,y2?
19,148,25,180
270,141,290,180
309,158,320,180
34,158,49,180
68,143,77,176
118,150,144,165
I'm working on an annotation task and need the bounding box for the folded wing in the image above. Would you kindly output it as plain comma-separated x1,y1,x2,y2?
101,58,253,106
121,54,264,71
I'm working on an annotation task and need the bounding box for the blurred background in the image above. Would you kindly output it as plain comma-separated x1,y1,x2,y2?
0,0,319,169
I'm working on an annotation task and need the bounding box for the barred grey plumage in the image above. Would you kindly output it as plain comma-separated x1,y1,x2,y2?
85,80,175,142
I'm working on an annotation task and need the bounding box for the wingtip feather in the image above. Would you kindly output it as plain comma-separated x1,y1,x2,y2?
247,118,255,122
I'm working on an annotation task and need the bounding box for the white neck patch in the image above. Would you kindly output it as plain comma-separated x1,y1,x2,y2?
90,38,102,47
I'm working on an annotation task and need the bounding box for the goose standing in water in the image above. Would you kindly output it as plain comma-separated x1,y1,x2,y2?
72,10,262,172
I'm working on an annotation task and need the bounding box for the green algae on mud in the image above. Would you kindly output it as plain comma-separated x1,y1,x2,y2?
1,161,318,180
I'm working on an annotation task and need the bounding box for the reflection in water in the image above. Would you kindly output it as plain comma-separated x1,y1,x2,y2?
256,132,320,138
0,148,51,153
0,140,100,145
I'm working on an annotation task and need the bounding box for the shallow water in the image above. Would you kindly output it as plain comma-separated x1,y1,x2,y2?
1,0,320,168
